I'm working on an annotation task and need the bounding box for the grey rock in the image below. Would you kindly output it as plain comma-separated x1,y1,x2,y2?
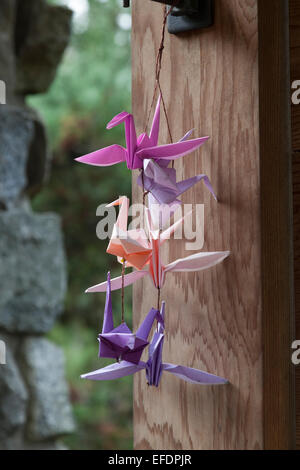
27,112,50,191
15,0,72,94
0,428,67,450
0,344,28,439
0,208,67,334
0,106,34,208
22,338,75,441
20,106,50,193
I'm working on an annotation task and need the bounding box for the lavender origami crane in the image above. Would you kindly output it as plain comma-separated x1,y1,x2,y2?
75,97,209,170
138,158,217,205
81,302,228,387
98,273,163,365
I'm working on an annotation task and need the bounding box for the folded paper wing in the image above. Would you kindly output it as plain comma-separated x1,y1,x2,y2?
81,361,146,381
164,251,230,274
136,136,209,162
86,270,147,293
75,144,126,167
85,251,230,293
161,364,228,385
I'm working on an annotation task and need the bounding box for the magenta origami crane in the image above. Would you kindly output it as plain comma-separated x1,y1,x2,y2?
75,97,209,170
98,273,163,365
81,302,228,387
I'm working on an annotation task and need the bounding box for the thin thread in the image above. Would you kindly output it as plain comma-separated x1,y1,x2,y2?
157,288,161,311
141,170,149,230
121,260,125,323
145,2,179,144
144,2,179,315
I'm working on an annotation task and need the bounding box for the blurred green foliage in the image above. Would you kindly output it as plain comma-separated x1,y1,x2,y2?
28,0,133,450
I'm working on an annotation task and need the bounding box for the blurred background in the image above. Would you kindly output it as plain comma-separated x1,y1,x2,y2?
0,0,132,450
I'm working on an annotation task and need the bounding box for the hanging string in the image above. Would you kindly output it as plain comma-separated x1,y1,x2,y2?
157,287,161,311
121,259,126,323
144,3,178,143
157,211,163,312
141,169,147,230
144,2,179,313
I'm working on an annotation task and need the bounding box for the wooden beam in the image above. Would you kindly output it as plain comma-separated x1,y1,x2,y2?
293,154,300,449
290,0,300,150
258,0,295,450
132,0,295,449
290,0,300,449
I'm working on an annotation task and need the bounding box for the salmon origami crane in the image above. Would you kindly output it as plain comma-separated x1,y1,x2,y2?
97,273,163,365
75,97,210,170
85,196,230,293
105,195,191,271
82,301,228,387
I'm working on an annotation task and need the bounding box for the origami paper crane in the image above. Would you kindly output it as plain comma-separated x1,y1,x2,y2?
98,272,163,365
105,195,191,271
138,158,217,205
136,126,217,206
75,97,209,170
85,206,230,292
81,302,228,387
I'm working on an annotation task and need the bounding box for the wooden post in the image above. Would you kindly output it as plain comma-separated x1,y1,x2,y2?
290,0,300,450
132,0,295,449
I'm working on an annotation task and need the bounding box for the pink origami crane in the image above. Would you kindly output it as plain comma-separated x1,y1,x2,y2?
105,195,191,271
75,97,209,170
81,302,228,387
97,273,163,365
85,202,229,292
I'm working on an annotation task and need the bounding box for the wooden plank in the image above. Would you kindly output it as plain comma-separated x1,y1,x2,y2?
293,154,300,448
258,0,295,450
132,0,295,449
290,0,300,449
132,0,263,450
290,0,300,150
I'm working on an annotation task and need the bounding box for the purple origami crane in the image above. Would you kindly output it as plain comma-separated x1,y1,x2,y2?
137,122,217,207
137,157,217,205
98,272,163,365
75,97,209,170
81,302,228,387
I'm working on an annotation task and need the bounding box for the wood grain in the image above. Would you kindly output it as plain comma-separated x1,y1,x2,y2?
132,0,263,449
259,0,295,450
293,154,300,449
290,0,300,449
290,0,300,150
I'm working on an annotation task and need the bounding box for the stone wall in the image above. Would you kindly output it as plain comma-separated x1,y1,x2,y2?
0,0,75,450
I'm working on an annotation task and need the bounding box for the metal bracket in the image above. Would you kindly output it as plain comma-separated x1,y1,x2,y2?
167,1,214,34
123,1,214,35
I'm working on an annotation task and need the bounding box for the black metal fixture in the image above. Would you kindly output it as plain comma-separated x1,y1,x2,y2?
123,1,214,34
